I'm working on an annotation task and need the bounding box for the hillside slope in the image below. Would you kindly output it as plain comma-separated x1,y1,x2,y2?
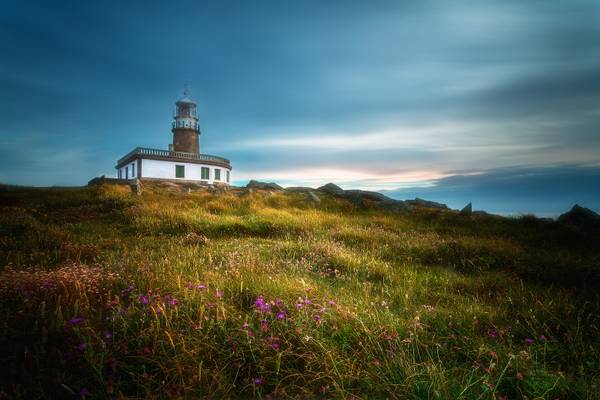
1,184,599,399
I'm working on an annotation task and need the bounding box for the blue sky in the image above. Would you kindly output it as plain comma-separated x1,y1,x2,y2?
1,0,599,215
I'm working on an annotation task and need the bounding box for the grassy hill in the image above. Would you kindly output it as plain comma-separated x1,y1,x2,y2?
0,183,599,399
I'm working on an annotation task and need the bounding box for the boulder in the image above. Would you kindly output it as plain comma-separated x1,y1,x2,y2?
246,180,283,190
406,198,448,210
284,186,315,193
317,183,345,196
344,189,391,202
558,204,600,228
459,202,472,216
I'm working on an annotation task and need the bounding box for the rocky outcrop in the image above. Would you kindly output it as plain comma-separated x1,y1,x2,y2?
317,183,345,196
558,204,600,228
459,202,472,216
406,198,448,210
246,180,283,191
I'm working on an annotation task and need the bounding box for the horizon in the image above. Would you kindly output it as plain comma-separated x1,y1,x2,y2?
1,0,600,216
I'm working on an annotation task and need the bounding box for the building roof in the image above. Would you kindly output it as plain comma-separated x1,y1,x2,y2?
116,147,231,169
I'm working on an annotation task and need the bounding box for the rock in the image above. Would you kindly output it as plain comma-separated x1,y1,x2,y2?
558,204,600,228
246,180,283,190
317,183,345,196
459,202,472,216
307,191,321,204
378,199,411,213
344,189,391,202
284,186,315,192
130,179,143,195
406,198,448,210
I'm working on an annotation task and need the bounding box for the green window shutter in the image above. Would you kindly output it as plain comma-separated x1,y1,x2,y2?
201,167,209,180
215,169,221,180
175,165,185,178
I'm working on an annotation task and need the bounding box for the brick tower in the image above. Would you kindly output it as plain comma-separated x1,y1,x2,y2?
171,85,200,154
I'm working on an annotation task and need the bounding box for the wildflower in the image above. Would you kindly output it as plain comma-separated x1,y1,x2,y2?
539,334,546,341
69,316,85,325
142,346,151,355
488,329,498,338
314,314,322,324
277,310,286,320
525,338,534,346
327,300,336,306
169,298,180,306
139,295,150,305
77,343,87,351
197,283,206,290
242,322,250,329
270,338,281,350
254,296,271,313
104,331,113,340
490,351,497,358
79,387,90,398
253,377,264,385
215,290,223,299
295,303,303,310
516,372,524,380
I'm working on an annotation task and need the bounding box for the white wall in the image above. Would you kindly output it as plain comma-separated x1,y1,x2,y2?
117,162,137,180
140,159,231,184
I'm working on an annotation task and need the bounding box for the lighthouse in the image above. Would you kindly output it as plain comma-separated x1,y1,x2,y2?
172,85,200,154
115,86,232,184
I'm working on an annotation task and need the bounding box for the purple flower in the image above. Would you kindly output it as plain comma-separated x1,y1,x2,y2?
277,311,286,320
254,296,271,313
77,343,87,351
253,377,264,385
139,295,150,305
197,283,206,290
295,303,303,310
539,335,546,341
327,300,336,306
314,315,322,323
69,316,85,325
215,290,223,299
488,329,498,338
525,338,534,345
104,331,113,340
169,298,180,306
271,340,281,350
242,322,250,329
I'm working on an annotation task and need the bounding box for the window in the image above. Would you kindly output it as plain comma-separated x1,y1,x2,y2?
226,170,230,182
175,165,185,178
118,169,122,179
125,166,128,179
201,167,210,180
131,163,135,177
214,168,221,181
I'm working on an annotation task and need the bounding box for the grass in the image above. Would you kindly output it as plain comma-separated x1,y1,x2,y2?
0,183,599,399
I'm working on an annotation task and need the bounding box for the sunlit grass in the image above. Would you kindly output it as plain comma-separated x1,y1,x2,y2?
0,184,598,398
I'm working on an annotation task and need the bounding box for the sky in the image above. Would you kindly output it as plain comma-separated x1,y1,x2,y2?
1,0,599,215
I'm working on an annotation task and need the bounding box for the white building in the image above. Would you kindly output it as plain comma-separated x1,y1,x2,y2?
115,87,232,185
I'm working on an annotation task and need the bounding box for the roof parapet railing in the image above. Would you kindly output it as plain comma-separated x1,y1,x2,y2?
118,147,230,165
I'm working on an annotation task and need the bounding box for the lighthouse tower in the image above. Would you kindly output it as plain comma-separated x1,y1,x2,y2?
171,85,200,154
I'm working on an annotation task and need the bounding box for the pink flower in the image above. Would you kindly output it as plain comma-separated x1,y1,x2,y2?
277,311,286,320
215,290,223,299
